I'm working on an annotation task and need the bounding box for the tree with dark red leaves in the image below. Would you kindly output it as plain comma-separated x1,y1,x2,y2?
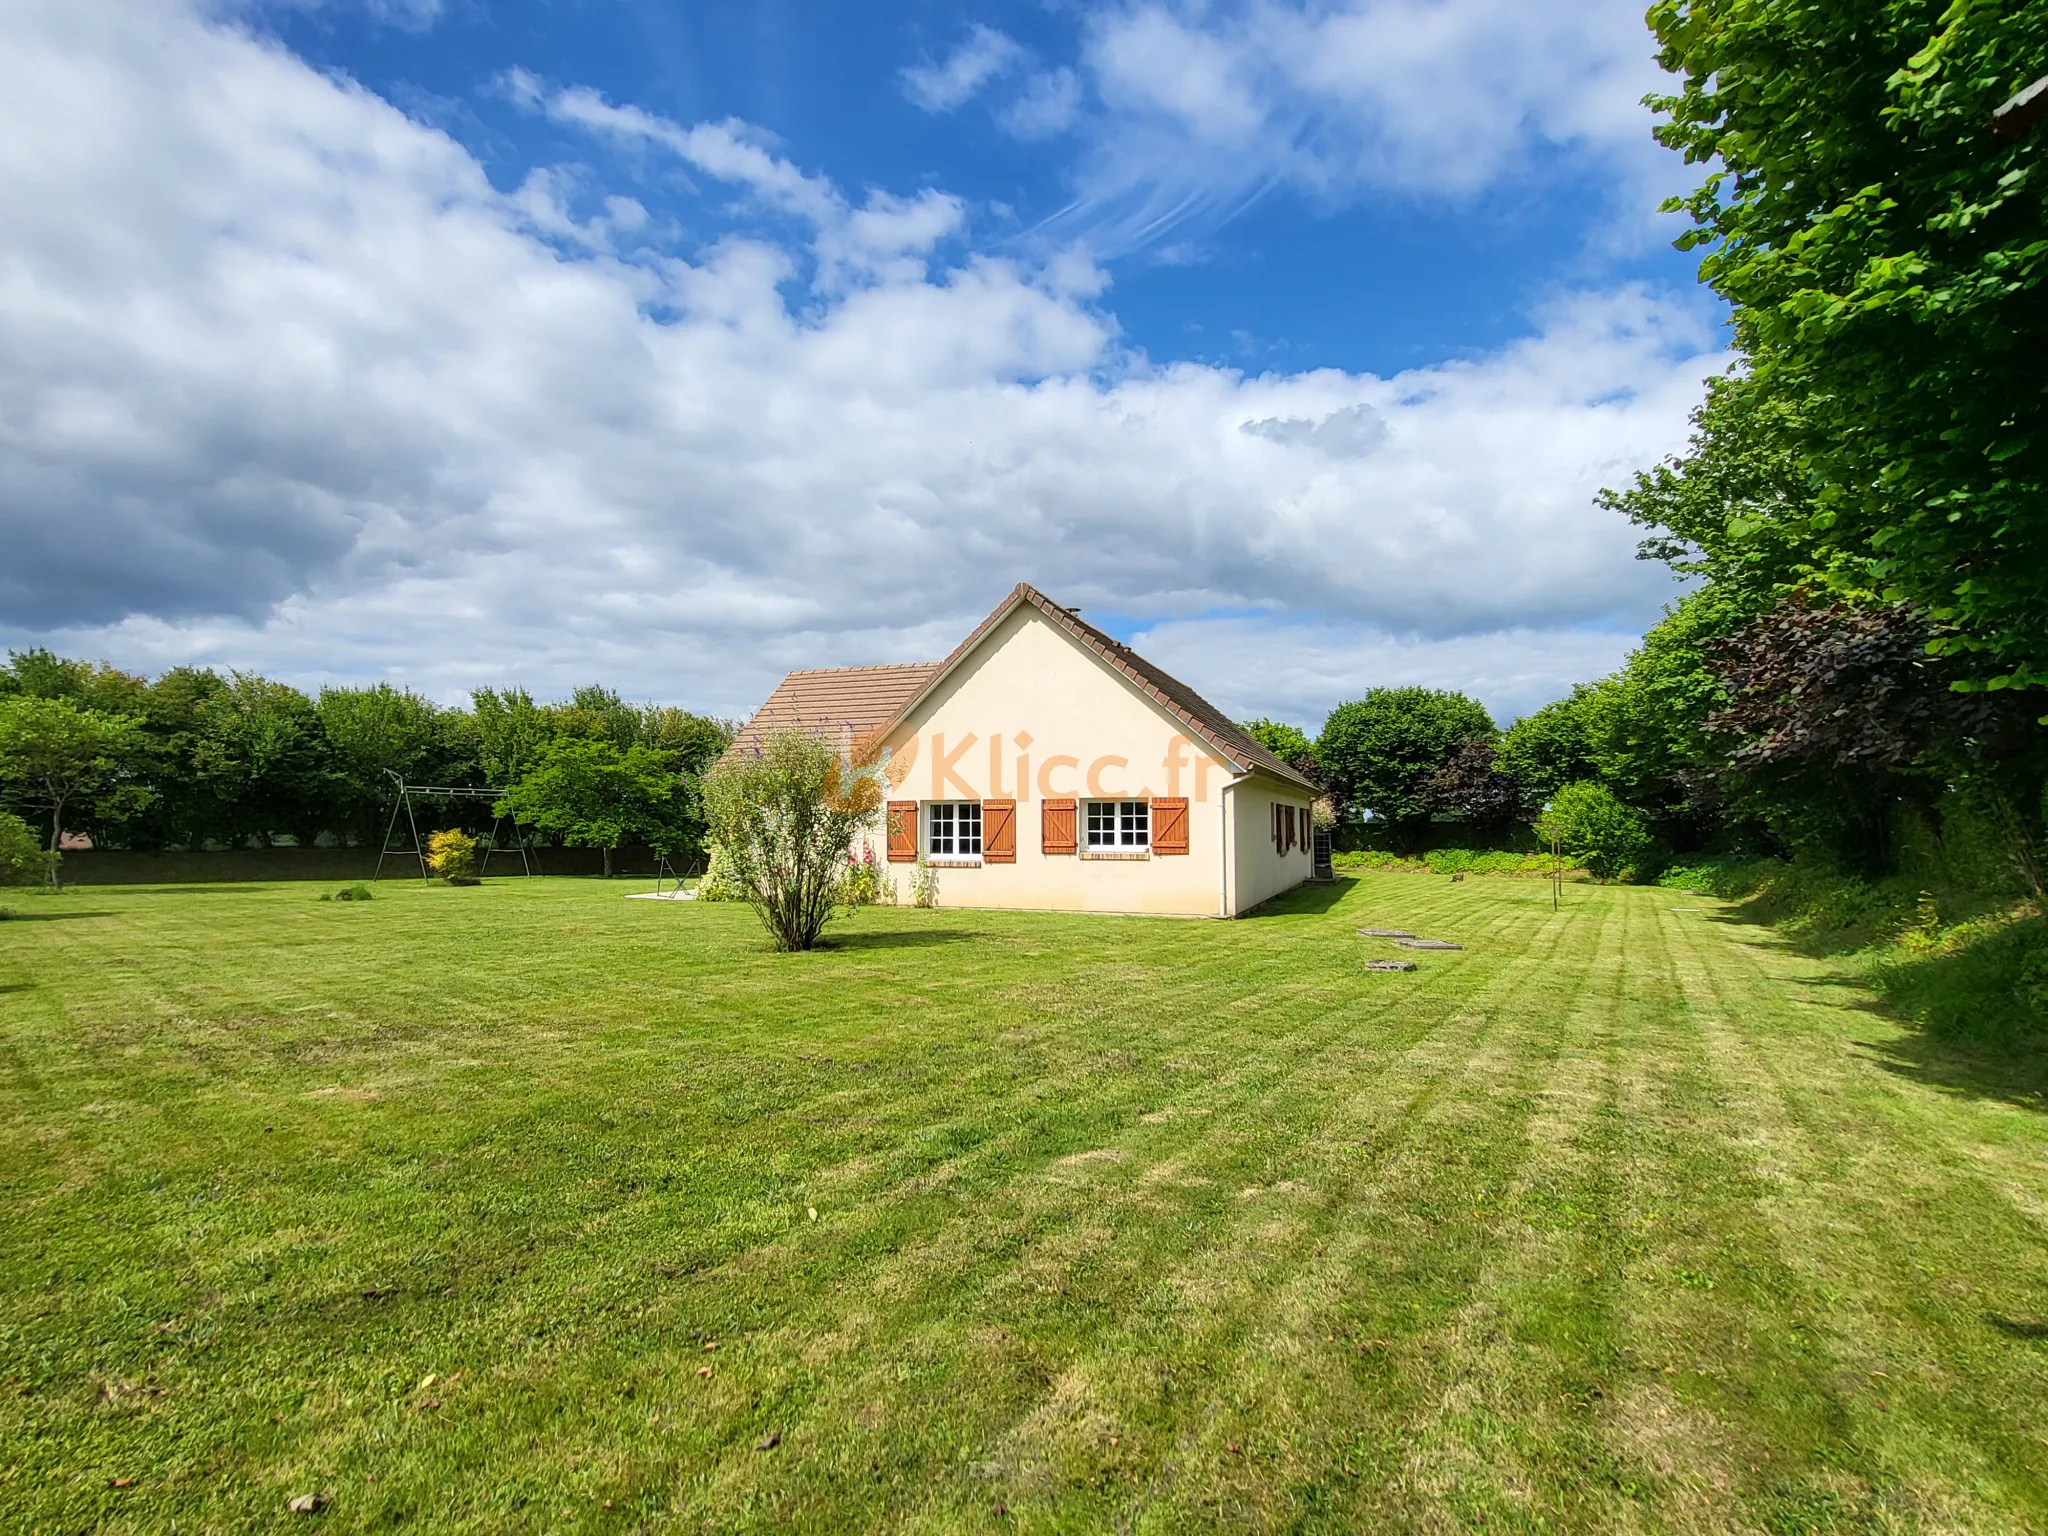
1418,737,1525,832
1706,598,2047,887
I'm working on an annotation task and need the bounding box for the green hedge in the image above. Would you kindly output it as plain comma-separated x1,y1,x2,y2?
1333,848,1581,878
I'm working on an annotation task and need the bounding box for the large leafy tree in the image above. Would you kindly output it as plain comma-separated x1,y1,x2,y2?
1241,718,1328,796
472,687,554,788
1579,589,1758,835
639,708,734,775
1498,687,1604,809
1417,737,1524,831
1598,370,1820,605
553,685,645,752
318,684,476,844
1316,688,1495,839
1241,718,1315,765
638,707,736,866
0,649,150,716
1649,0,2048,686
0,696,148,879
125,667,234,849
495,738,682,878
189,675,333,848
1706,595,2048,881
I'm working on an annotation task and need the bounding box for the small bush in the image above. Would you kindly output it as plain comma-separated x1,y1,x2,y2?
426,829,479,884
0,810,52,887
696,844,744,902
322,883,375,903
1536,782,1651,880
910,858,940,909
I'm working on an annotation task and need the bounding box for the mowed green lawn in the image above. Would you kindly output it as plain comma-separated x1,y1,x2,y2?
4,874,2048,1534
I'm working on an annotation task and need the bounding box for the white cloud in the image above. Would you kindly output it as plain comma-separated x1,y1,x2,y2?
1001,68,1083,141
901,24,1025,113
1131,618,1645,730
542,88,843,226
522,79,968,289
1017,0,1675,253
0,0,1718,723
1090,7,1262,140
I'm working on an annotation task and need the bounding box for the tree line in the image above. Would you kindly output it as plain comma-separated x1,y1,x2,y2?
0,650,733,878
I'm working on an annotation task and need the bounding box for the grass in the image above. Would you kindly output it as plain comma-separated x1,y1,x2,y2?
1658,855,2048,1049
1333,848,1572,878
4,874,2048,1532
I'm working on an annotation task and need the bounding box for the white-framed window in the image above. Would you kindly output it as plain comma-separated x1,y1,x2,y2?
1085,799,1149,849
927,801,982,857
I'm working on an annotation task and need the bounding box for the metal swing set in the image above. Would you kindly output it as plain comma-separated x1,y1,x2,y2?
372,769,541,883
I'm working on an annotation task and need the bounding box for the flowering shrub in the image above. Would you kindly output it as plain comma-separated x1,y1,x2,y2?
910,857,939,909
840,844,885,906
700,730,880,951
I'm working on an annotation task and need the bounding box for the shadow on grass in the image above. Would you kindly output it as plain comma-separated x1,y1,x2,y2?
1242,877,1356,918
1986,1314,2048,1341
94,884,306,897
1856,1030,2048,1116
1,910,117,922
1706,898,2048,1111
0,982,35,994
820,930,981,950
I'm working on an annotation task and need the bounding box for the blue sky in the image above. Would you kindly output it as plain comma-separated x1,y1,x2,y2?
0,0,1725,726
264,0,1703,377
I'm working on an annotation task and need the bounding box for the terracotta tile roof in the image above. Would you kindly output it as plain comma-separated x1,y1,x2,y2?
728,584,1321,797
888,583,1323,795
726,663,941,758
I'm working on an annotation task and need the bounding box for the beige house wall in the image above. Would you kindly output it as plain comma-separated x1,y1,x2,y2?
857,605,1248,916
1226,774,1317,915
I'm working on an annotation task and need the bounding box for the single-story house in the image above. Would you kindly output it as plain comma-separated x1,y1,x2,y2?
729,583,1320,916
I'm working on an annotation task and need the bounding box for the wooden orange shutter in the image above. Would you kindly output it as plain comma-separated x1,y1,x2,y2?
886,801,918,862
1042,797,1077,855
984,799,1016,862
1284,804,1297,852
1152,797,1189,855
1272,802,1282,852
